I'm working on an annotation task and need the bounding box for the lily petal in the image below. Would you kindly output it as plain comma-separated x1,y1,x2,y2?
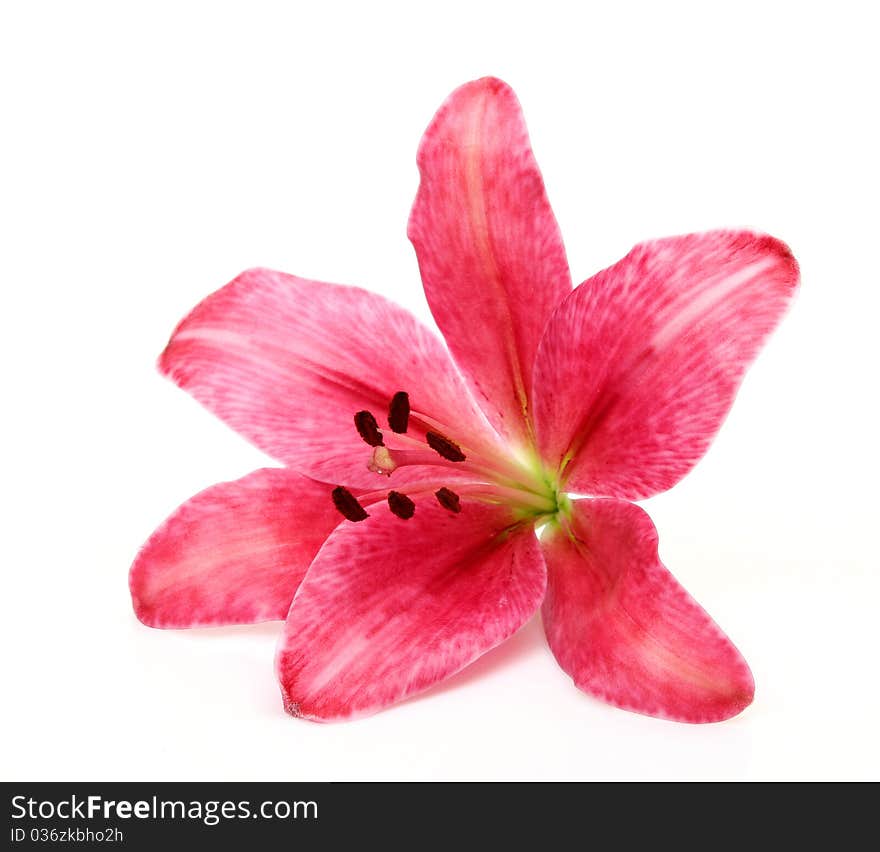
533,231,799,499
276,498,546,721
130,469,344,627
159,268,497,488
541,499,754,723
408,77,572,449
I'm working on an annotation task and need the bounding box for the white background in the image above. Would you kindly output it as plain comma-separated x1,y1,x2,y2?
2,1,878,781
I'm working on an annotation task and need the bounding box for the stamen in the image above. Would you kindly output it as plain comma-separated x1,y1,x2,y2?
387,491,415,520
435,487,461,514
354,410,384,447
331,486,369,522
388,391,410,434
426,431,466,462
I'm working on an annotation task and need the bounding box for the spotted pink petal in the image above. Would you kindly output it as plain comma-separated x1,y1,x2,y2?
276,498,545,721
130,469,346,628
159,268,499,489
533,231,800,499
408,77,572,449
541,498,754,723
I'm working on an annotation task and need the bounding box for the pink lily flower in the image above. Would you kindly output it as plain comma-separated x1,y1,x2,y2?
130,77,799,724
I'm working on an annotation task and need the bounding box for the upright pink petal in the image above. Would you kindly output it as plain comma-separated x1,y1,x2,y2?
533,231,799,499
542,499,754,723
408,77,572,449
159,268,498,488
276,499,545,721
130,469,345,628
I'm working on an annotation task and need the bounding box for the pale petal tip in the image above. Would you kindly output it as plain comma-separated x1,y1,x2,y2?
766,234,800,289
279,685,337,724
128,552,160,629
155,266,276,378
130,598,158,629
282,695,304,719
462,75,514,95
669,660,756,724
739,230,800,288
607,679,755,725
751,230,801,292
720,665,757,721
412,75,520,166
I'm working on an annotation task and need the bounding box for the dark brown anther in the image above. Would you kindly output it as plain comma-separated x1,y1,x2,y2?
354,410,384,447
435,487,461,514
331,486,369,522
388,391,410,434
426,431,466,462
387,490,415,520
